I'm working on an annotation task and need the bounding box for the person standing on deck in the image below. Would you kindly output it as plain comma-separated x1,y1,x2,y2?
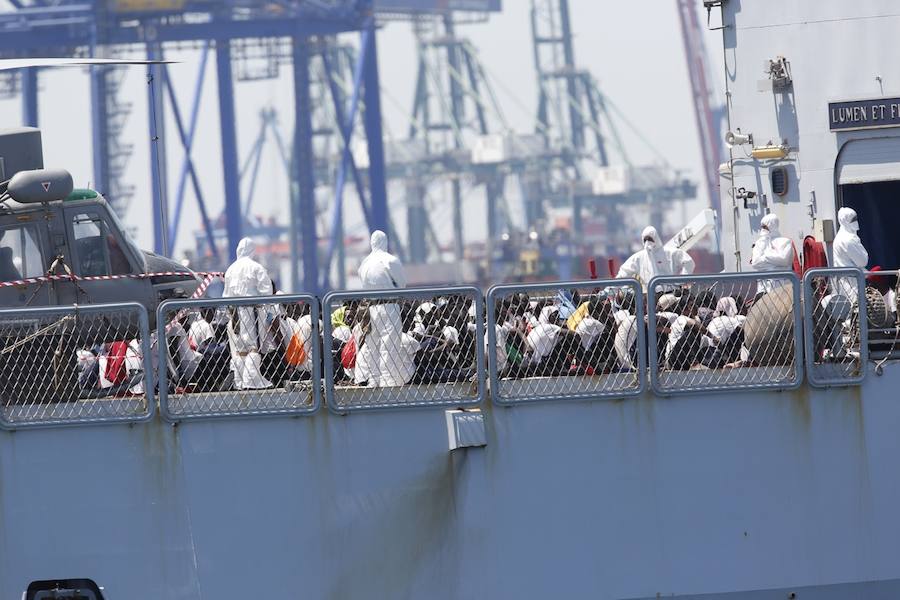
833,207,869,300
750,213,794,295
616,226,695,292
223,237,274,390
358,230,407,387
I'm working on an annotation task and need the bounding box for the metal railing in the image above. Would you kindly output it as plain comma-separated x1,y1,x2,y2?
1,269,892,427
647,271,803,396
156,294,321,420
802,268,868,386
861,269,900,368
321,286,485,412
486,279,645,404
0,302,154,428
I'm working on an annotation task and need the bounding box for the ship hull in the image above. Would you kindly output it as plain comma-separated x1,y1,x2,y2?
2,363,899,598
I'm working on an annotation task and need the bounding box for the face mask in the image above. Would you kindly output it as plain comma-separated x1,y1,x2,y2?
643,240,657,251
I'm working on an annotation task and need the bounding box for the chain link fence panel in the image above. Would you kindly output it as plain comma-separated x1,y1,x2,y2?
647,272,803,396
803,268,868,386
0,302,154,428
157,294,321,420
861,269,900,368
322,287,485,412
486,280,645,404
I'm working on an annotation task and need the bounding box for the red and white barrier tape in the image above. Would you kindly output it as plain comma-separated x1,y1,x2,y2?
159,273,221,333
0,271,223,289
189,273,220,299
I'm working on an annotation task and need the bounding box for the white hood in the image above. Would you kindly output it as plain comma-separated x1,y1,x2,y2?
838,207,859,234
236,237,256,259
370,230,388,252
760,213,780,237
641,226,662,249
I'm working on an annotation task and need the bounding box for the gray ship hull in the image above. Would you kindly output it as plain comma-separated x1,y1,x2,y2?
3,363,898,598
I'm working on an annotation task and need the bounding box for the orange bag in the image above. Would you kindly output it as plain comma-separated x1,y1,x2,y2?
285,334,307,367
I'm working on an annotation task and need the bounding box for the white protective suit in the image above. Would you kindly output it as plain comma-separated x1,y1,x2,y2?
616,226,695,291
223,237,274,390
833,207,869,300
358,230,408,387
750,214,794,294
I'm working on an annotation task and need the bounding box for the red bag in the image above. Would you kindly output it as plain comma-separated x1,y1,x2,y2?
340,336,357,369
105,341,128,385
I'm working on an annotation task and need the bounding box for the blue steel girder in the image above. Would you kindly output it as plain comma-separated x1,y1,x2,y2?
241,122,267,221
292,36,318,294
20,68,37,127
0,15,369,53
162,55,220,262
216,40,243,262
361,18,389,238
320,50,374,231
321,24,369,290
166,45,209,251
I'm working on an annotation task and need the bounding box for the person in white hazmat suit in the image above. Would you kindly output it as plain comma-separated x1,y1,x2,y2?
358,230,408,387
813,207,869,360
750,213,794,294
832,207,869,299
223,237,274,390
616,226,695,291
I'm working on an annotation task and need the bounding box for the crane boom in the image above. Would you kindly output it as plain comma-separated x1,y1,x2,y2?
676,0,723,218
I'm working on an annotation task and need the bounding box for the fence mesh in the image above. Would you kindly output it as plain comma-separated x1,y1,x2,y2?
803,268,868,386
157,295,320,419
487,280,644,404
0,303,153,427
322,287,484,411
862,269,900,363
648,272,802,395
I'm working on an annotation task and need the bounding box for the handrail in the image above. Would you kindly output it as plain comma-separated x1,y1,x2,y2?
485,279,645,404
802,267,868,387
0,268,892,427
0,301,155,429
321,286,485,413
646,271,804,396
156,293,321,421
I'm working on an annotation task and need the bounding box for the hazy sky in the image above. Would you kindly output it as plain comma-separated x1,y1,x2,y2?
0,1,725,271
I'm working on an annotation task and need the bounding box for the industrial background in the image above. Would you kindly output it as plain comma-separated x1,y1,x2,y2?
0,0,726,294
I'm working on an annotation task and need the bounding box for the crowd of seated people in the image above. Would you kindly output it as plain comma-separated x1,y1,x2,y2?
330,294,477,387
67,277,838,401
73,297,319,397
488,285,757,378
491,288,633,379
653,290,749,371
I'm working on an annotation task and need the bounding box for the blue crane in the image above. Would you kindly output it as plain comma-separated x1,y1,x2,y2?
0,0,391,295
